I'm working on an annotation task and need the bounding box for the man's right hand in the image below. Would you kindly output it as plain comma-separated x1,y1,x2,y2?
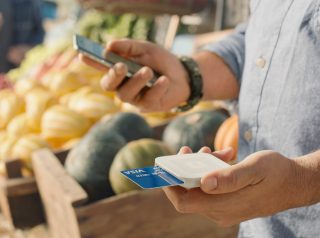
81,39,190,112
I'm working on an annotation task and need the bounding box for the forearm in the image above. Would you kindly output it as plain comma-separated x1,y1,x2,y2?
193,51,240,100
293,151,320,206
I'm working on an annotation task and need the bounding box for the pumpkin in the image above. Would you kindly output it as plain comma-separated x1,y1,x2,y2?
94,112,153,142
65,130,126,201
41,105,91,148
109,139,174,194
214,114,239,161
162,110,228,153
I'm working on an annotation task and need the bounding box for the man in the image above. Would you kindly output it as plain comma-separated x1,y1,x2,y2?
82,0,320,237
0,0,44,73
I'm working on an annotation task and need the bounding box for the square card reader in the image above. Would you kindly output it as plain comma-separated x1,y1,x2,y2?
155,153,231,189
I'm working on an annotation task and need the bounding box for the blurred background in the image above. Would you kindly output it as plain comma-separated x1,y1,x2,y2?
0,0,250,75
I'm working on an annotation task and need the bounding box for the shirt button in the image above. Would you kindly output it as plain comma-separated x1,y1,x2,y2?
256,57,266,69
244,130,253,142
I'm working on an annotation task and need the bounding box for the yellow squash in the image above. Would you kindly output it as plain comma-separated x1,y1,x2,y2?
7,113,33,136
11,134,51,170
0,90,24,129
41,105,91,148
25,88,56,131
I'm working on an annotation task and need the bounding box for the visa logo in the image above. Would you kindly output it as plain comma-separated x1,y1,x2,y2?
123,169,146,175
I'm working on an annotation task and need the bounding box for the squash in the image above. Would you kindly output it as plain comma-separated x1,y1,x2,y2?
95,112,153,142
11,134,51,170
14,79,42,96
214,115,239,161
25,88,56,131
68,92,119,121
7,113,33,136
65,130,126,201
162,110,228,153
0,135,19,161
41,105,91,148
47,71,87,96
109,139,174,194
0,90,24,129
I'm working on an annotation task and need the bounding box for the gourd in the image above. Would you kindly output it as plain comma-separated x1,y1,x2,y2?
214,115,239,161
65,130,126,201
162,110,228,152
41,105,91,148
109,139,174,194
95,112,153,142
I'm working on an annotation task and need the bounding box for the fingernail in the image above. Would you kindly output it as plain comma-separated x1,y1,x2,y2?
114,63,126,75
202,177,217,191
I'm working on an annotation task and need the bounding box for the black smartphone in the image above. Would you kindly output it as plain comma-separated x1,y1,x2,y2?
73,34,159,88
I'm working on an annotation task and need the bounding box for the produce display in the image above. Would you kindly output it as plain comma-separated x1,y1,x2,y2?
163,110,228,153
0,8,239,210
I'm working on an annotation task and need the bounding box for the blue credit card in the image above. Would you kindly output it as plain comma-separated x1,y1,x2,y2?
121,166,184,189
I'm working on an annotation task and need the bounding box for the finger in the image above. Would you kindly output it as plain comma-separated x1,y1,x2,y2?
79,54,109,72
136,76,170,112
198,147,212,154
212,147,234,162
117,67,154,103
178,146,193,154
100,63,128,91
200,159,264,195
106,39,148,57
163,187,211,214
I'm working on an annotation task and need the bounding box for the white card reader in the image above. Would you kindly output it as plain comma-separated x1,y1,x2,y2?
155,153,231,189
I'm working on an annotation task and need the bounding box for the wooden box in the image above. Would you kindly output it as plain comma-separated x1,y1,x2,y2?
0,150,69,229
33,149,238,238
0,158,44,229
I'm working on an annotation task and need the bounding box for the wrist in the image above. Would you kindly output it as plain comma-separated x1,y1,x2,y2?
174,56,204,112
292,152,320,206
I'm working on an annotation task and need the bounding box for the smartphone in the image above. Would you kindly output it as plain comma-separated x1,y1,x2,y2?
73,34,159,88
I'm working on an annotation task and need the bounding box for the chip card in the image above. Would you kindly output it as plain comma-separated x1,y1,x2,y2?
121,166,184,189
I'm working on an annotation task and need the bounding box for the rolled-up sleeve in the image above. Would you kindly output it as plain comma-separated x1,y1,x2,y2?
202,23,247,83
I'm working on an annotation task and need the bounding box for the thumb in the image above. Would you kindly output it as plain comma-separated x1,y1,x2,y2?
200,159,264,194
106,39,149,58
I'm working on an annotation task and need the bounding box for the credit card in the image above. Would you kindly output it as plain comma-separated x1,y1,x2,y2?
121,166,184,189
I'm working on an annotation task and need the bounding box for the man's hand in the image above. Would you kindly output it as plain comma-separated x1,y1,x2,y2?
81,39,190,112
163,149,318,227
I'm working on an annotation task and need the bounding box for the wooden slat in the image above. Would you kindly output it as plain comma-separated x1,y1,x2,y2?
4,178,38,197
75,189,239,238
32,149,88,238
5,159,23,179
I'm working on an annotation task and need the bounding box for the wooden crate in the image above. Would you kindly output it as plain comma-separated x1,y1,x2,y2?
0,150,69,229
33,149,238,238
0,158,44,229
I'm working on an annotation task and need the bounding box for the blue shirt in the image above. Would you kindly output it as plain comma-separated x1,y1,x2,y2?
204,0,320,237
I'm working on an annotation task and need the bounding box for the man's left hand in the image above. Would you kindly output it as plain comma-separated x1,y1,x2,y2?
163,149,308,227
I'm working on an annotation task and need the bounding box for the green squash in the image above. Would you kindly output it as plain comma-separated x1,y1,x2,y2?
97,112,153,142
65,130,126,202
162,110,228,153
109,139,174,194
